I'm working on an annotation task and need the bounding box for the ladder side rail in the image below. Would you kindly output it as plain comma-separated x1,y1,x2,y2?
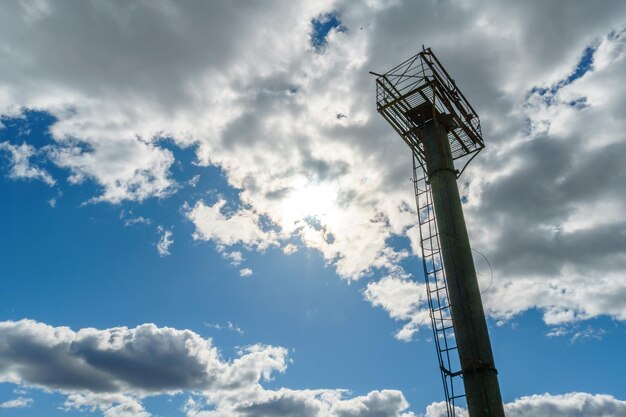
413,154,466,417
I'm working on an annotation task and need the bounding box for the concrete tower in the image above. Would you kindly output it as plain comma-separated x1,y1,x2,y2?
373,48,505,417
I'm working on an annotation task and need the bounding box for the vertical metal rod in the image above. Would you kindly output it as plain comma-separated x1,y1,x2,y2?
420,120,505,417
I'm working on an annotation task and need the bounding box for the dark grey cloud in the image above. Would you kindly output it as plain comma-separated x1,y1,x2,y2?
0,320,286,394
235,393,321,417
0,325,117,392
457,28,626,322
0,1,285,110
68,330,216,391
0,320,419,417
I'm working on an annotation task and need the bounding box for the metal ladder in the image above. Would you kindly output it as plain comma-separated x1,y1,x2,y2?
412,153,465,417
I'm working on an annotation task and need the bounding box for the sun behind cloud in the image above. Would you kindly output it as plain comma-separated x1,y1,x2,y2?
280,181,340,226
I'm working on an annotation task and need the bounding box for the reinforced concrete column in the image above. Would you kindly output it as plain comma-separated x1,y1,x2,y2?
420,120,505,417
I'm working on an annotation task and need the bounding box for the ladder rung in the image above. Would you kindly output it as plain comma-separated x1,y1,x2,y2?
439,346,458,353
430,307,446,314
427,275,444,281
426,271,445,287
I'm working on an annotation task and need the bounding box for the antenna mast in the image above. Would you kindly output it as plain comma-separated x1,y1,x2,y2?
373,48,505,417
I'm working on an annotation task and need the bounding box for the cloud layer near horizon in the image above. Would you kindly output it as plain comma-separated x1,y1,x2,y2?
1,320,625,417
0,319,415,417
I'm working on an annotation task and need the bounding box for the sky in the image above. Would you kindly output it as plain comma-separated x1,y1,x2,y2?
1,1,626,416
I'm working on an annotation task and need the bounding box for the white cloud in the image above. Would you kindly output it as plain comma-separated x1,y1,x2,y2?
156,226,173,257
363,275,430,341
424,401,466,417
205,321,244,336
220,250,244,266
504,392,626,417
239,268,253,278
331,389,414,417
188,174,201,188
187,388,415,417
364,276,423,320
283,243,299,255
187,199,278,251
64,393,149,417
124,216,151,226
50,137,176,204
121,210,152,227
547,324,607,343
0,396,33,409
426,393,626,417
0,141,55,185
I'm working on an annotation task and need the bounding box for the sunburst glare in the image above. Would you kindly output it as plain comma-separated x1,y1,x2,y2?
281,181,340,226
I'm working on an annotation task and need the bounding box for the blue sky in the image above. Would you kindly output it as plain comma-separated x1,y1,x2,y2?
1,2,626,417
